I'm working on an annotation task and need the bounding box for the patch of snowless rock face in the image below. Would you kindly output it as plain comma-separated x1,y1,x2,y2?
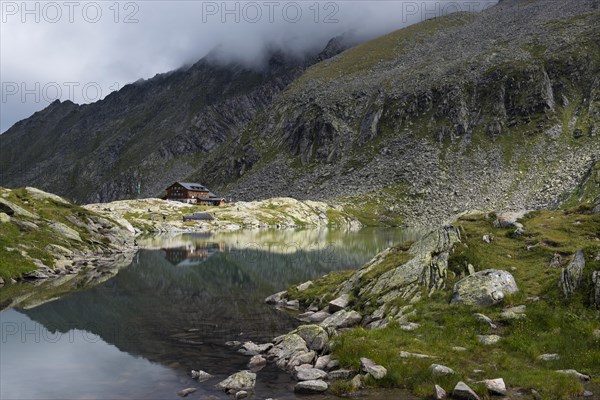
451,269,519,306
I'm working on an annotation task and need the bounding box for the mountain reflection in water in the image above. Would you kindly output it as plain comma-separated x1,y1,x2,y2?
2,228,423,399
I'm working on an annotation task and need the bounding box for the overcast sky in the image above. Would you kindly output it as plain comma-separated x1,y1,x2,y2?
0,1,497,133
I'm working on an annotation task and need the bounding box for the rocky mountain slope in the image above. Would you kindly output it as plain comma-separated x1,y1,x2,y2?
1,0,599,226
0,39,347,203
204,0,599,225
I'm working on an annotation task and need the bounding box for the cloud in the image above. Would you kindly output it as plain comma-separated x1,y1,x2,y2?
0,0,498,132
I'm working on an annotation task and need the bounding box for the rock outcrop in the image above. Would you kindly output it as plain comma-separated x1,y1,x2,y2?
560,250,586,298
0,187,136,287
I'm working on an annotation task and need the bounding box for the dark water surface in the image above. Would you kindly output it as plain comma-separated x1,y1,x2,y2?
1,228,422,400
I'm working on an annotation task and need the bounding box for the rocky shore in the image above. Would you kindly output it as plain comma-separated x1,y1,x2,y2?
85,197,363,234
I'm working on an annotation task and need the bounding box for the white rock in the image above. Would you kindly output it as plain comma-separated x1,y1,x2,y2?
453,381,481,400
297,281,313,291
477,378,506,395
555,369,590,382
294,367,328,381
216,370,256,393
328,293,350,312
314,355,331,370
294,379,328,393
429,364,455,375
434,384,447,400
360,357,387,379
320,309,362,329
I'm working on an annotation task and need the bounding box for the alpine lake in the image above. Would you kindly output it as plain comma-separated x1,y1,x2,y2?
1,228,423,400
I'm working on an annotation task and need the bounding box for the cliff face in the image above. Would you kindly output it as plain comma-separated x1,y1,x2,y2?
0,38,348,203
2,0,599,225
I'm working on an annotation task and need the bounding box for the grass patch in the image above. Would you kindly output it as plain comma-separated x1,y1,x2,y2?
287,270,354,306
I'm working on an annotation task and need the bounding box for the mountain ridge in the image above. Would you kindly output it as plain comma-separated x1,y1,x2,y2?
1,0,599,226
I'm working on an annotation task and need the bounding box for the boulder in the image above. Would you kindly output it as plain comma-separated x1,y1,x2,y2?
247,355,267,369
293,324,329,352
268,333,308,360
328,293,350,312
294,367,328,381
555,369,590,382
285,299,300,310
238,341,273,355
328,369,353,380
308,311,331,323
359,357,387,379
191,370,214,382
294,379,328,393
235,391,248,400
288,351,317,368
560,250,585,298
320,310,362,329
451,269,518,306
265,290,287,305
478,378,506,396
453,381,481,400
429,364,455,375
0,212,10,223
314,355,331,370
434,384,447,400
216,371,256,393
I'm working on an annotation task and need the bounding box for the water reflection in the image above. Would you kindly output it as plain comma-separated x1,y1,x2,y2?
1,228,422,399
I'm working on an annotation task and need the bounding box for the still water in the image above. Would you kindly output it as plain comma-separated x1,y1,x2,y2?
1,228,421,399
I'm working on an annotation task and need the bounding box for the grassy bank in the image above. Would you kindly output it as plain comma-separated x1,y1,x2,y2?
288,207,600,399
0,187,134,280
